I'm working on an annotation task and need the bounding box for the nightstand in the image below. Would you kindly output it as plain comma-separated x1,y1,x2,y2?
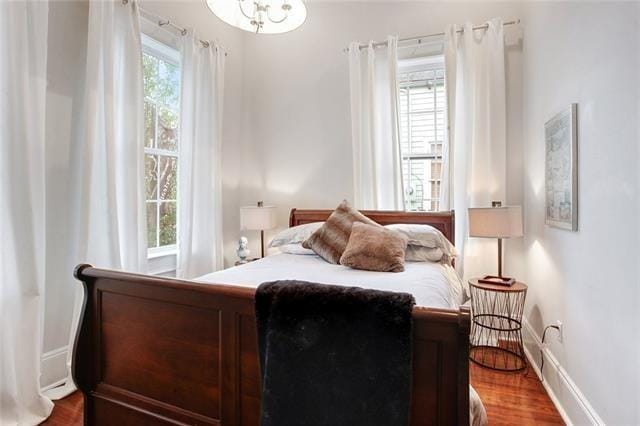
468,278,527,372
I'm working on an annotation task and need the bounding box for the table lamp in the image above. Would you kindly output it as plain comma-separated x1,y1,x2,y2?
468,202,523,286
240,201,277,258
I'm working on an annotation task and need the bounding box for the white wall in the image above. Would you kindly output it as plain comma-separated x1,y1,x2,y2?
521,2,639,424
239,1,526,261
42,0,89,390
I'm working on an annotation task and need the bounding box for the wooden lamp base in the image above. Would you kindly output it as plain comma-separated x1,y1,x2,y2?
478,275,515,286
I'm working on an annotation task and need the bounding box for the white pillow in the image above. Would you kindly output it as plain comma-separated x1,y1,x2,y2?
278,244,316,255
269,222,324,248
405,246,444,263
385,224,456,263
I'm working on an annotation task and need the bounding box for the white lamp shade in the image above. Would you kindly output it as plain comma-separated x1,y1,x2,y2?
240,205,277,230
206,0,307,34
468,206,523,238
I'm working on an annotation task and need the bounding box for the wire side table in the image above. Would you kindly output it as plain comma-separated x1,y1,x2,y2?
469,278,528,372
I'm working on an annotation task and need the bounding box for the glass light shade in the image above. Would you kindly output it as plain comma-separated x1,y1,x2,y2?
468,206,523,239
240,205,277,230
206,0,307,34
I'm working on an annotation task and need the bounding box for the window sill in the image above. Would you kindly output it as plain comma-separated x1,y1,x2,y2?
148,245,177,260
148,248,177,276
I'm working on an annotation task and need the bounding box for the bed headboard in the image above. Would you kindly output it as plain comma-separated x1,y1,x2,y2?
289,209,455,243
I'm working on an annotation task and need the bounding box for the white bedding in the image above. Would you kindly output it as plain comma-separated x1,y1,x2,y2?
196,253,466,309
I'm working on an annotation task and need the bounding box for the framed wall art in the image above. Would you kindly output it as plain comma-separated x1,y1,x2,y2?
545,104,578,231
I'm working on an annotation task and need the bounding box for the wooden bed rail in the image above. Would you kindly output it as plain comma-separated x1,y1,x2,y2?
72,264,470,425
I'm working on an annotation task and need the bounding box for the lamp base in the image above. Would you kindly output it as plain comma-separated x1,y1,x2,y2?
478,275,515,286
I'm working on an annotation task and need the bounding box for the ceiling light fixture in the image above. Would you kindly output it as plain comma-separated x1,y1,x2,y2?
206,0,307,34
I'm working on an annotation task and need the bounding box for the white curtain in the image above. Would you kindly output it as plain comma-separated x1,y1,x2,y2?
177,32,225,279
57,0,147,399
348,36,405,210
441,18,507,280
69,0,147,272
0,1,55,424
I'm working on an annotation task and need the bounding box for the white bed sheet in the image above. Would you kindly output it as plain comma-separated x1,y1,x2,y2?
196,253,465,309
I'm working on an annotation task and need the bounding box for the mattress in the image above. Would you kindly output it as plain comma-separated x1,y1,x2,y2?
196,253,466,309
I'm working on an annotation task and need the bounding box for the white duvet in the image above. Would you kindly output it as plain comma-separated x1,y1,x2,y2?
196,253,466,309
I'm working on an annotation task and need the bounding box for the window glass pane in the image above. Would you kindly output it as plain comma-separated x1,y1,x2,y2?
402,160,411,208
406,158,426,211
159,201,177,246
431,181,441,212
143,53,159,99
408,112,433,155
143,39,180,252
158,156,177,200
399,88,409,154
147,202,158,248
398,59,446,212
431,142,443,156
403,158,442,212
145,154,158,200
144,101,156,148
158,59,180,109
158,108,178,151
410,89,433,113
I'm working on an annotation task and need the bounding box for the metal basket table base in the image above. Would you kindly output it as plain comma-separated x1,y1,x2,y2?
469,280,527,372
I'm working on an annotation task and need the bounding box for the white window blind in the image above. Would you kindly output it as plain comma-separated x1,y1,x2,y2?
398,60,446,212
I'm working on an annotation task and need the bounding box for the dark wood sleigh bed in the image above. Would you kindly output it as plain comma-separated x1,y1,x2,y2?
72,209,470,425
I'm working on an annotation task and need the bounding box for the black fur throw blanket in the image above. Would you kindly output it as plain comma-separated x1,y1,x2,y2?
255,280,416,426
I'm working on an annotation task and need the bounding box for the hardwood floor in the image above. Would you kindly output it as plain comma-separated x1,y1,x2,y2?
40,391,82,426
471,363,564,425
42,363,563,425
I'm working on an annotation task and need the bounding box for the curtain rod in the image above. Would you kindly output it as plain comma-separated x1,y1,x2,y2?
127,2,229,56
343,18,520,53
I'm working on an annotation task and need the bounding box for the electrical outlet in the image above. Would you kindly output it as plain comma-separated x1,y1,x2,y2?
556,320,563,343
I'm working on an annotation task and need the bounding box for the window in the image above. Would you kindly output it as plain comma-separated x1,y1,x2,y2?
142,36,180,256
398,56,446,212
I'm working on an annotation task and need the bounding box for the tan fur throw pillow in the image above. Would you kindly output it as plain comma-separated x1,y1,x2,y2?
339,222,409,273
302,200,378,264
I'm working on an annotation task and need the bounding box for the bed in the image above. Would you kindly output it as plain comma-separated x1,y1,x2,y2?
72,209,473,425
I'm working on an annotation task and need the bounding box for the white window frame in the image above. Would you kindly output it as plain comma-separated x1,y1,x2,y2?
142,34,181,259
398,54,446,212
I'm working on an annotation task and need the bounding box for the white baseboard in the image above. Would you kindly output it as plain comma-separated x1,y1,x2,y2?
522,319,604,425
41,345,69,392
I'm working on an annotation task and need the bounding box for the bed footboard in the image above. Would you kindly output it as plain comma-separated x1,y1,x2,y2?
72,264,470,425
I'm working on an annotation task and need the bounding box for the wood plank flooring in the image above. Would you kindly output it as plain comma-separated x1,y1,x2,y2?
470,363,564,425
42,362,563,425
40,391,82,426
